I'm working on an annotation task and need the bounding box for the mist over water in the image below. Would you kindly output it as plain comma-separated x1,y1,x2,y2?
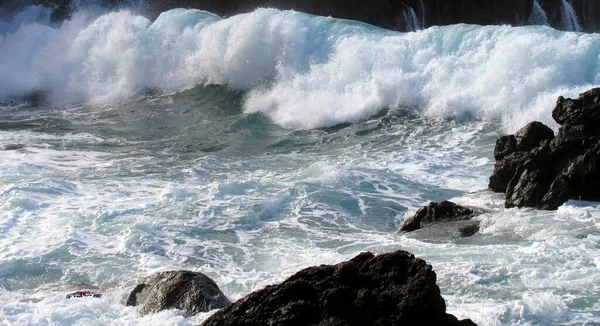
0,4,600,326
1,6,600,131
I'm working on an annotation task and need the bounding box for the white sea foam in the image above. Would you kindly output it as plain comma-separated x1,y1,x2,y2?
0,7,599,131
1,5,600,326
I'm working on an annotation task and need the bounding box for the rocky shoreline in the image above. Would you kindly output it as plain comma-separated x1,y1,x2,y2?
401,89,600,238
2,0,599,33
121,251,476,325
489,88,600,210
64,89,600,325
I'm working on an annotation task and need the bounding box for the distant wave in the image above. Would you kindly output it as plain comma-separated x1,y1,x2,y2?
1,6,599,131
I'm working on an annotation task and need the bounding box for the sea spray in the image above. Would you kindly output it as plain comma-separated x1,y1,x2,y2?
560,0,582,31
528,0,548,26
0,5,600,326
1,7,599,132
402,5,420,32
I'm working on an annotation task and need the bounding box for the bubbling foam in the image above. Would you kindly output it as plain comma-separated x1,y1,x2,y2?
1,7,599,131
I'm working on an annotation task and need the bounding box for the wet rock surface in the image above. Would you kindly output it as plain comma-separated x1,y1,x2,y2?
202,250,476,326
489,88,600,209
126,270,230,316
400,201,480,235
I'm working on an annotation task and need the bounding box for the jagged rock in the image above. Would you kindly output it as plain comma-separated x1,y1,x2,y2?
202,251,477,326
553,88,600,125
399,201,478,234
489,88,600,209
514,121,554,151
126,270,230,316
489,122,553,193
505,167,552,208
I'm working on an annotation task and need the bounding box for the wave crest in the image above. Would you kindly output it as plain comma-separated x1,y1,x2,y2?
1,7,599,130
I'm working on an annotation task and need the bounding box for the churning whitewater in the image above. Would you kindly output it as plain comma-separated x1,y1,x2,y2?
2,6,600,130
0,4,600,326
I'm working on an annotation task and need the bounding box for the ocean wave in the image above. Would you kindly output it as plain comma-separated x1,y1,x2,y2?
1,6,599,131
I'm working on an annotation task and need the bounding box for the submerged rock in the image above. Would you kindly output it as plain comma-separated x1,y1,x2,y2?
203,250,476,326
126,270,230,316
66,290,102,299
400,201,479,236
489,88,600,209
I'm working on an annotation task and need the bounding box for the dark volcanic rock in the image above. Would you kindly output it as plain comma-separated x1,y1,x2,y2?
489,122,554,193
489,88,600,209
552,89,600,126
400,201,478,234
126,270,230,316
514,121,554,151
202,251,476,326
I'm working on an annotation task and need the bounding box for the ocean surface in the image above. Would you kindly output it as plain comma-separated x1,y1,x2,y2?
1,4,600,326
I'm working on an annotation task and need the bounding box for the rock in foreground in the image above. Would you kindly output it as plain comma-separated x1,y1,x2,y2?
126,270,230,316
489,88,600,209
203,251,476,326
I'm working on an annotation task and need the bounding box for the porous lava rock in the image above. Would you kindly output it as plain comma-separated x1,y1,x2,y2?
489,88,600,209
202,250,477,326
399,201,479,235
126,270,230,316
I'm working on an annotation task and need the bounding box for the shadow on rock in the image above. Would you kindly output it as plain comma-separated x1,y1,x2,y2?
202,250,476,326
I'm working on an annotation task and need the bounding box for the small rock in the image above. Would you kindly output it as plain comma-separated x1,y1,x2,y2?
400,201,478,233
126,271,230,316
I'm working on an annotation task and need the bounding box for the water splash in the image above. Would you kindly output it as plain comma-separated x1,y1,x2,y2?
560,0,582,31
402,5,420,32
419,0,426,28
528,0,549,26
1,7,599,131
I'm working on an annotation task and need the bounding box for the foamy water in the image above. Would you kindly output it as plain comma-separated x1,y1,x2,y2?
1,7,600,131
1,5,600,326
